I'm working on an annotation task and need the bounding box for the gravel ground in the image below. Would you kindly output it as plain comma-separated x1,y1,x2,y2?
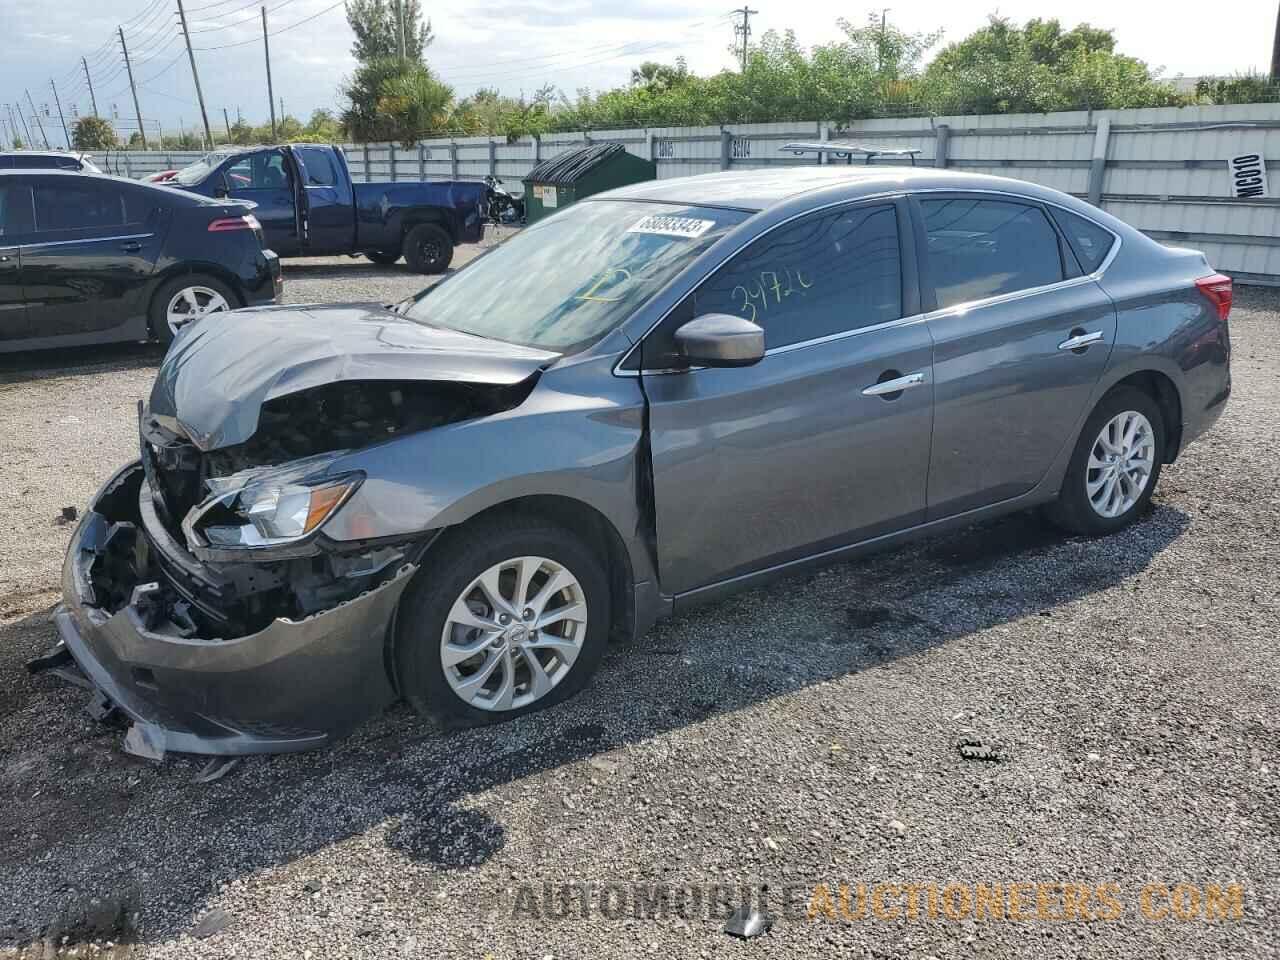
0,272,1276,959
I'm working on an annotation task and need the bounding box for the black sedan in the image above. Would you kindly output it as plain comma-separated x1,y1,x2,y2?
0,169,281,353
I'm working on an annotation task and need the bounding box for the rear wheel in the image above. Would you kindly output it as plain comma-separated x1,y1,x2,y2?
395,516,610,727
365,250,401,265
149,274,239,347
1045,386,1165,536
402,223,454,274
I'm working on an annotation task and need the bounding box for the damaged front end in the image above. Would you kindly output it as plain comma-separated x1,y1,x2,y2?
52,460,420,759
47,304,557,758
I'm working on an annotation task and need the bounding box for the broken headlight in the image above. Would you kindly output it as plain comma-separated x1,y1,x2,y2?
185,474,362,550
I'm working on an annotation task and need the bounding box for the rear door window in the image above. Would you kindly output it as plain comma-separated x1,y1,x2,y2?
0,184,36,237
32,181,127,233
920,198,1064,309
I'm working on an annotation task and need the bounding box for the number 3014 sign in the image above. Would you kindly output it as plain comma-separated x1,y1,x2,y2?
1227,154,1268,199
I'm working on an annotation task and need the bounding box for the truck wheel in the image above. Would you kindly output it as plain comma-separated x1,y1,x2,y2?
394,514,610,728
365,250,401,265
149,274,239,347
403,223,453,274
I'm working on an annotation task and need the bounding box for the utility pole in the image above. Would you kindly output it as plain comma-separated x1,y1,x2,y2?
262,6,277,139
118,26,148,149
175,0,213,147
878,8,891,72
732,7,758,72
25,90,49,148
395,0,406,58
1272,1,1280,80
82,57,100,119
14,102,33,146
50,79,70,149
223,106,232,142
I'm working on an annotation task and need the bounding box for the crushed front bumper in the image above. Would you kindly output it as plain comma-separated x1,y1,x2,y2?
53,462,415,758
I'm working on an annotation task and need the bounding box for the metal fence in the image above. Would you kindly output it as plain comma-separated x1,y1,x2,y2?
105,101,1280,284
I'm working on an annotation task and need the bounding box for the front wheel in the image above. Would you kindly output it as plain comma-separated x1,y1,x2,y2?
394,516,611,727
402,223,454,274
1044,386,1165,536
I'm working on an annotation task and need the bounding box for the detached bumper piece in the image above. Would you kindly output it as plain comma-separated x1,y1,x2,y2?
52,461,417,759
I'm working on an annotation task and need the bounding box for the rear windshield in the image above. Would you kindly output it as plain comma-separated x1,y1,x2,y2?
403,199,749,353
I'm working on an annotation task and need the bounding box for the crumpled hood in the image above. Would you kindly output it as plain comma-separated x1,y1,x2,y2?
147,303,558,451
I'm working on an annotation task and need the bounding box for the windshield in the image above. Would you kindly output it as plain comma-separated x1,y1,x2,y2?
403,200,749,352
173,151,237,186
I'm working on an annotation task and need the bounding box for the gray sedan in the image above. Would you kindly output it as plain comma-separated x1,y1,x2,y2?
49,167,1232,757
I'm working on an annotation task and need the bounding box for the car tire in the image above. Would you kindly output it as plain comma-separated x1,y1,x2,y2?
394,514,611,728
402,223,454,274
149,273,239,347
365,250,401,265
1044,386,1166,536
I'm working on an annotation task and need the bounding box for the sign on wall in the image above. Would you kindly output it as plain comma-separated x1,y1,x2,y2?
1227,153,1268,199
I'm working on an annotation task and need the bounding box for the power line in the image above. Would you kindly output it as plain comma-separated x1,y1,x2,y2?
187,0,301,32
194,0,346,50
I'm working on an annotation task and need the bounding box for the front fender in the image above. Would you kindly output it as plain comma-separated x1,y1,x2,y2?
321,354,651,575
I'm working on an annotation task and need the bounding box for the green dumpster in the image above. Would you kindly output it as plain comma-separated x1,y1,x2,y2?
522,143,657,224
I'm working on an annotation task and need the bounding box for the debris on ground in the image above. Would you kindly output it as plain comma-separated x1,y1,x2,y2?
957,739,1003,762
190,908,230,939
724,905,773,939
56,506,78,524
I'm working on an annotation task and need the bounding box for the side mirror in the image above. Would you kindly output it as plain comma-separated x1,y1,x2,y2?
673,313,765,368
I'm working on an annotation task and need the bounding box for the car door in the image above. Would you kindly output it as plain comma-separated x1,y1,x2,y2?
914,193,1117,519
0,180,33,341
222,148,299,255
640,198,935,596
291,145,354,254
21,176,164,339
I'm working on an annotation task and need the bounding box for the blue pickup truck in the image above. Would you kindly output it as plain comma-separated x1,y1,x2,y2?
166,143,489,272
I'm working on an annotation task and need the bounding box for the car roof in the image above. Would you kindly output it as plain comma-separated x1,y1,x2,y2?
1,150,90,161
601,166,1080,213
0,167,227,203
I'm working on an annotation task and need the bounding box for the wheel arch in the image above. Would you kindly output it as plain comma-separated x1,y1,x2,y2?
1108,369,1183,462
399,208,455,243
148,261,249,312
416,494,636,645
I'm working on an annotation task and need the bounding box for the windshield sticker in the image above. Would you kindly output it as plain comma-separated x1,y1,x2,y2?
627,215,716,239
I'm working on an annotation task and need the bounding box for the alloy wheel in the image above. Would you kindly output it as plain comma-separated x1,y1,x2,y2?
440,556,588,712
1086,410,1155,518
166,285,230,336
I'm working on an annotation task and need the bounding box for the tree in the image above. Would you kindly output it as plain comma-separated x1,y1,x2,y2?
71,115,117,150
345,0,432,61
341,56,453,142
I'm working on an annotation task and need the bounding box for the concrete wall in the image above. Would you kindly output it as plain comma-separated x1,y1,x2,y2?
103,102,1280,283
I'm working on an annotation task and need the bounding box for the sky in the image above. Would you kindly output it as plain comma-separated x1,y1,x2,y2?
2,0,1275,146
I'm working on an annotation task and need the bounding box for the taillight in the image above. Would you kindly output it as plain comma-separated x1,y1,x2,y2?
1195,273,1232,322
208,214,261,233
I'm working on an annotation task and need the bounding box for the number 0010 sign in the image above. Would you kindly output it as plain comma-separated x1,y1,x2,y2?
1227,154,1268,199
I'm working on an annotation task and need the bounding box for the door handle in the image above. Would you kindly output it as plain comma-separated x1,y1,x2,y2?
120,241,143,252
862,371,927,398
1058,330,1104,352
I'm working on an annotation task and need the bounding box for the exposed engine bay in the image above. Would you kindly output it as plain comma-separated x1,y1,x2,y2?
83,376,535,640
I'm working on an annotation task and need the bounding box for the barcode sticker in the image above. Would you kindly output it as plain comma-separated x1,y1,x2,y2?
627,215,715,239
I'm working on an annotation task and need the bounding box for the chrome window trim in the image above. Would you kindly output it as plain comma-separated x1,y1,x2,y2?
616,186,1123,378
20,231,154,250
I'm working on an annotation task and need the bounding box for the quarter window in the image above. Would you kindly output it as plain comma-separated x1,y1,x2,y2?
921,198,1063,309
693,204,902,350
1050,208,1115,273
